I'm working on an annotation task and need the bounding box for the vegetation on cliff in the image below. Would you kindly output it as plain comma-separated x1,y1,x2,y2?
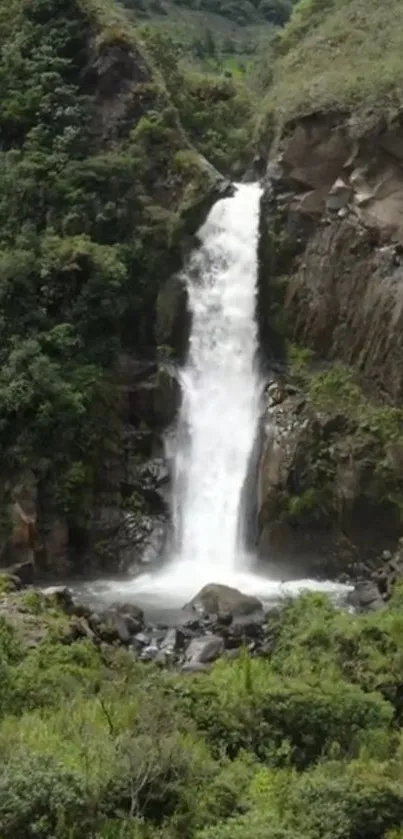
0,0,242,549
261,0,403,136
141,29,255,173
260,351,403,562
2,586,403,837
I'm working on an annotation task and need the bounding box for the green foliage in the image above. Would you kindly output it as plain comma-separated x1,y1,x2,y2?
0,753,92,839
142,29,255,174
282,354,403,529
2,593,403,836
0,0,222,525
264,0,403,135
0,575,16,596
287,342,313,380
171,655,393,766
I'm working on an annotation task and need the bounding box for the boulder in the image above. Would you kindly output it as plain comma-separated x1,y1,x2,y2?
42,586,75,614
187,583,263,617
112,614,132,644
160,627,185,652
132,632,151,653
226,614,265,645
348,581,384,612
185,634,224,664
68,616,98,643
8,559,35,587
140,644,159,662
109,601,144,627
98,601,144,644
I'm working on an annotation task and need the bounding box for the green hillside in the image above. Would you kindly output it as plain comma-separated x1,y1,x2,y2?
262,0,403,136
119,0,296,74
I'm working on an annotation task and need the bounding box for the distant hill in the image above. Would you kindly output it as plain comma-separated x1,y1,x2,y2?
120,0,297,72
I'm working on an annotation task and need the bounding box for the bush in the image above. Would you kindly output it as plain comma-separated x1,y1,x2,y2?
171,654,393,766
0,753,91,839
2,591,403,837
285,761,403,839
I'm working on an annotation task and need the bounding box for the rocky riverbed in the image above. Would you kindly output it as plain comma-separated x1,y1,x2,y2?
1,563,400,672
0,579,278,668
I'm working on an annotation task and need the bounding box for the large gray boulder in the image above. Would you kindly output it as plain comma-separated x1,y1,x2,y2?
186,583,263,617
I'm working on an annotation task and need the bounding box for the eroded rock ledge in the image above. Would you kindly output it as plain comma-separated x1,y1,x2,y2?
260,113,403,402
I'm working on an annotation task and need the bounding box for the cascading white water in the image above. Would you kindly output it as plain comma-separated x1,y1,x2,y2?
86,182,351,611
170,181,262,574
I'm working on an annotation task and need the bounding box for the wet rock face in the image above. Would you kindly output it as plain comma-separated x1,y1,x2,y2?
285,221,403,401
0,355,177,581
155,275,190,363
257,114,403,575
79,355,180,577
185,635,224,665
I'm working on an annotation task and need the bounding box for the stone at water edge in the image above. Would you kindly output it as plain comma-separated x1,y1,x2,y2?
160,627,186,652
97,601,145,645
348,581,385,612
108,601,144,626
8,559,35,587
42,586,75,613
185,635,225,664
140,644,159,662
186,583,263,618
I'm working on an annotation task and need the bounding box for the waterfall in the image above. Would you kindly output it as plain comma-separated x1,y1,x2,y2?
170,182,263,575
89,182,351,611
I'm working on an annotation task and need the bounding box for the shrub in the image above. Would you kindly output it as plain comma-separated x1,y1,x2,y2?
285,761,403,839
171,655,393,766
0,753,92,839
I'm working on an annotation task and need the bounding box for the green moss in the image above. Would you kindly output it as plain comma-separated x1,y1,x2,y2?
19,591,45,616
287,487,322,520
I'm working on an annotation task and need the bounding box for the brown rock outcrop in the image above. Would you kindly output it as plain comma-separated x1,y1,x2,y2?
261,114,403,402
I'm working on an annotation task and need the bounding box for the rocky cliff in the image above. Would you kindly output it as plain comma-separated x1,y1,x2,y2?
257,113,403,577
254,0,403,578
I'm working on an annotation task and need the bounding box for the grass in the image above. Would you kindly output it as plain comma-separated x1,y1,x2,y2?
261,0,403,137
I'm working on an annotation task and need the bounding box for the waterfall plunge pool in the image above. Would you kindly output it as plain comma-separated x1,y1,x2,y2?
66,183,353,622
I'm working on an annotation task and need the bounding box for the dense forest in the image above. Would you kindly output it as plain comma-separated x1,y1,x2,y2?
0,0,255,555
